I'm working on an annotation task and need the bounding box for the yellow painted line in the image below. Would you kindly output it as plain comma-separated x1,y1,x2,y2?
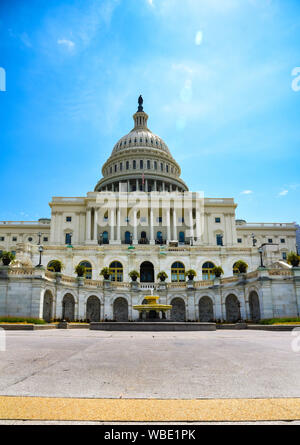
0,396,300,422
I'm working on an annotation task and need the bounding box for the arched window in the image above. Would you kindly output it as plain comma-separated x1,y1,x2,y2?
47,261,57,272
79,261,92,279
109,261,123,282
202,262,216,280
171,262,185,282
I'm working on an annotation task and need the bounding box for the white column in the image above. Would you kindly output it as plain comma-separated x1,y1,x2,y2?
116,208,121,243
136,179,139,191
93,208,98,242
127,180,129,192
166,209,170,242
162,182,165,192
173,208,177,241
150,208,154,244
110,208,115,242
189,209,194,242
133,209,138,244
86,208,91,242
154,180,157,191
195,209,201,244
145,179,148,192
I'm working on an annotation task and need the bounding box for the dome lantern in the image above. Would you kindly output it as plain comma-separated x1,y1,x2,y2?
133,95,149,130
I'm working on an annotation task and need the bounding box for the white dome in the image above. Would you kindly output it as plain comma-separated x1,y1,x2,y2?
111,128,171,156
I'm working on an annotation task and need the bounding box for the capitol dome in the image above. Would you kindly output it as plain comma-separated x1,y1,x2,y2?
94,96,188,193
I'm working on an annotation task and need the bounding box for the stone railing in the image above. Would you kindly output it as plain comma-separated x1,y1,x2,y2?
194,280,214,287
268,270,293,276
8,267,35,276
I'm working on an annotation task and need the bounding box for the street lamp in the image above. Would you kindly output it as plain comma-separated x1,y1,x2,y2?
37,245,43,267
258,247,265,268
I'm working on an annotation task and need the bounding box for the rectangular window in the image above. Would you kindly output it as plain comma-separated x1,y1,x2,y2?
160,163,163,171
282,252,287,260
114,164,117,172
65,233,72,245
133,160,136,169
12,237,17,241
216,234,223,246
268,238,273,243
126,161,129,170
120,162,122,171
166,165,169,173
147,160,150,169
66,216,72,222
215,217,221,223
43,237,48,242
237,238,242,243
0,237,4,241
157,217,162,223
154,161,157,170
140,160,143,169
110,167,112,173
280,238,285,243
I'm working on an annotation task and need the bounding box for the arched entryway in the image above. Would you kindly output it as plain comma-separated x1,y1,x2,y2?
225,294,241,322
43,290,53,322
249,291,261,322
140,261,154,282
199,296,214,322
113,297,128,321
171,297,186,321
62,293,75,321
86,296,100,322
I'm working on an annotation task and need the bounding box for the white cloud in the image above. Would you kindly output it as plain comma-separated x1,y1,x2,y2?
57,38,75,49
195,30,203,46
147,0,154,6
241,190,253,195
278,190,288,196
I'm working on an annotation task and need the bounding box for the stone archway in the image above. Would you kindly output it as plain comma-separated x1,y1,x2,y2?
113,297,128,321
86,296,100,322
140,261,154,283
43,290,53,322
225,294,241,322
62,293,75,321
249,291,261,322
171,298,186,321
199,296,214,322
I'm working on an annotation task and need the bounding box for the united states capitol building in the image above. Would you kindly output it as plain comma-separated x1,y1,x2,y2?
0,97,299,323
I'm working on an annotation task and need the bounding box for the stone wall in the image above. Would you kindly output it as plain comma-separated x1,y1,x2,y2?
0,266,300,322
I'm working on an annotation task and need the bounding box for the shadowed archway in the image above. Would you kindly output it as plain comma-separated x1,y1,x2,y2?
225,294,241,323
171,297,186,321
199,296,214,322
86,296,100,322
249,291,261,322
113,297,128,321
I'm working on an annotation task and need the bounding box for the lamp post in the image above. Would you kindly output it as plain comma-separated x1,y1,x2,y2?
37,245,43,267
258,247,264,268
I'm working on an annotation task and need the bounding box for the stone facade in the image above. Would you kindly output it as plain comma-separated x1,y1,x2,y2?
1,266,300,322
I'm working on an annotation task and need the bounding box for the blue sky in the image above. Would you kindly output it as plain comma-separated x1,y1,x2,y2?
0,0,299,223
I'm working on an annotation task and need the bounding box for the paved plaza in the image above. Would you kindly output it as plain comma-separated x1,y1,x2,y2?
1,329,300,423
1,329,300,400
